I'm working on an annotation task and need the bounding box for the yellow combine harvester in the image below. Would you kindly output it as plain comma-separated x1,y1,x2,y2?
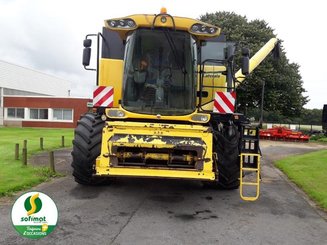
72,8,280,201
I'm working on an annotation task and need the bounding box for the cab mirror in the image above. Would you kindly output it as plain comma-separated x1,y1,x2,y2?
82,48,91,66
83,39,92,48
241,48,250,75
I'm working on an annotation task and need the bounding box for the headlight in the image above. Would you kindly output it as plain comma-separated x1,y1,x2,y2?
109,20,117,27
127,20,135,27
107,109,126,118
119,20,126,27
210,27,218,34
190,24,218,35
107,18,136,29
191,114,210,123
191,25,199,32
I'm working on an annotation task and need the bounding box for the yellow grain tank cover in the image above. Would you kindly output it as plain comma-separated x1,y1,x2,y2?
95,121,215,180
104,14,221,40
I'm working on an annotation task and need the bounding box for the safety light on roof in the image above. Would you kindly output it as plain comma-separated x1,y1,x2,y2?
190,23,218,35
160,7,167,14
107,18,136,29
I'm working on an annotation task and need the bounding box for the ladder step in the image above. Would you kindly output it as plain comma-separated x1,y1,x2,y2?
242,136,259,141
241,153,261,157
242,167,259,171
241,150,259,154
242,182,259,186
241,196,259,202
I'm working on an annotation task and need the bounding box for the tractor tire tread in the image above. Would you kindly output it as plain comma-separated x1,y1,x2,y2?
71,113,105,185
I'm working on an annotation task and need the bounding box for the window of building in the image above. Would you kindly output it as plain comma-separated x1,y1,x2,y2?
53,109,73,121
30,109,48,119
7,108,25,119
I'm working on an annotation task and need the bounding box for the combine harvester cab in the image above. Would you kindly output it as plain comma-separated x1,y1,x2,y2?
72,8,280,201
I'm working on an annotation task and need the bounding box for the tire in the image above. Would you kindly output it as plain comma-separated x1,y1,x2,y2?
217,128,240,190
71,113,105,185
203,124,240,190
215,126,240,189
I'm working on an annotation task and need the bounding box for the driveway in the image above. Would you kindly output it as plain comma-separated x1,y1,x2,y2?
0,141,326,245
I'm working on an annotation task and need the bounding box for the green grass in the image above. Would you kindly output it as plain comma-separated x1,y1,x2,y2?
275,150,327,211
0,127,73,196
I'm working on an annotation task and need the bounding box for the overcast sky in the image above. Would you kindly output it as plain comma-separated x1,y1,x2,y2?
0,0,326,109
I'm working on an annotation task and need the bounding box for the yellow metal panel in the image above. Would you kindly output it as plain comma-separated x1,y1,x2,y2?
98,58,123,107
106,106,210,124
106,121,210,131
96,121,215,180
101,167,215,180
201,101,213,111
197,65,227,108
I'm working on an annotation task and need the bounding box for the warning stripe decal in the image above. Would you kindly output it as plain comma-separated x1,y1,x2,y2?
213,91,236,113
93,86,114,107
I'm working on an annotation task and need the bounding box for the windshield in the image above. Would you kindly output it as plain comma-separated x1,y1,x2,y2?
122,29,196,116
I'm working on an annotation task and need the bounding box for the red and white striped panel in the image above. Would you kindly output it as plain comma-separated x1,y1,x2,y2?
93,86,114,107
214,91,236,113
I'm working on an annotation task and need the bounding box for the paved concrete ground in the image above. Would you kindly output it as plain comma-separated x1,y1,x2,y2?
0,141,326,245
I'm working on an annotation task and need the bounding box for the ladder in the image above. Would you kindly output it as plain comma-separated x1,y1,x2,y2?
240,127,261,201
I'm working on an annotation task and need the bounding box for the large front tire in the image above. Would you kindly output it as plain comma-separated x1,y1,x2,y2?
215,125,240,189
203,124,240,190
71,113,104,185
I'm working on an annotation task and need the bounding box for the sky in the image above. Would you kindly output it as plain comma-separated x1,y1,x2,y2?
0,0,326,109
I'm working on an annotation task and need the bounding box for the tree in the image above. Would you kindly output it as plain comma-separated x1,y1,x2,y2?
200,12,308,118
300,108,323,125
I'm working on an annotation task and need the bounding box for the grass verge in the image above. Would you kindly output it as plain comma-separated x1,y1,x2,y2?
275,150,327,211
310,134,327,143
0,127,73,196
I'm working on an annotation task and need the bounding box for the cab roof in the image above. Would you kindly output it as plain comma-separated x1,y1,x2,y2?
104,12,221,40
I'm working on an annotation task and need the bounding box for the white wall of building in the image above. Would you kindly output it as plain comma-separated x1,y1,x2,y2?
0,60,71,126
0,60,70,96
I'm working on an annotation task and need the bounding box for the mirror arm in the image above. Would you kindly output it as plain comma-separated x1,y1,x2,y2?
82,33,108,85
84,66,96,71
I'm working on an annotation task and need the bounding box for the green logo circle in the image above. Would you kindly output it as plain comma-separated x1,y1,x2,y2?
24,194,42,215
11,191,58,239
